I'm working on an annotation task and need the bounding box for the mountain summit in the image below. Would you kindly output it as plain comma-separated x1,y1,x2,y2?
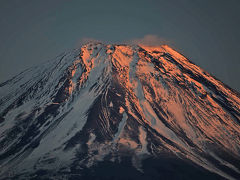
0,43,240,179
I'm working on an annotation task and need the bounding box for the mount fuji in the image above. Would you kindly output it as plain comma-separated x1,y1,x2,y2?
0,43,240,179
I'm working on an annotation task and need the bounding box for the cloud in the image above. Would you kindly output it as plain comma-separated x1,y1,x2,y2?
124,34,169,46
75,34,170,48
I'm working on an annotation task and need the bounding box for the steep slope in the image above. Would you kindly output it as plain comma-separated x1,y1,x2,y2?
0,43,240,179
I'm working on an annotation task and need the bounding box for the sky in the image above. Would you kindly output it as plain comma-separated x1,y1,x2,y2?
0,0,239,91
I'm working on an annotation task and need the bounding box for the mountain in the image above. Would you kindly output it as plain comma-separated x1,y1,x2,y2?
0,43,240,180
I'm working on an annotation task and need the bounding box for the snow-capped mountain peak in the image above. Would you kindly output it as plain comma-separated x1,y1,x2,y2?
0,43,240,179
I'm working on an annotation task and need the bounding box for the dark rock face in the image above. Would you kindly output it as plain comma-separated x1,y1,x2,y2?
0,43,240,179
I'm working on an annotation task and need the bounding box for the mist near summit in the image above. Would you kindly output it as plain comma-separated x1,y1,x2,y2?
76,35,168,47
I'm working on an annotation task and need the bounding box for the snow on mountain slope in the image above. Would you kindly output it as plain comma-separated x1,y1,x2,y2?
0,43,240,179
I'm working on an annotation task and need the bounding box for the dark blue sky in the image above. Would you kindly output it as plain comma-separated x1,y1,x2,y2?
0,0,239,91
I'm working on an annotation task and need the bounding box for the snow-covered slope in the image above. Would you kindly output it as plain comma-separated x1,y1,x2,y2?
0,43,240,179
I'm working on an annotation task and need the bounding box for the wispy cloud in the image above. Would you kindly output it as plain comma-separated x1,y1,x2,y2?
75,34,170,48
125,34,170,46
